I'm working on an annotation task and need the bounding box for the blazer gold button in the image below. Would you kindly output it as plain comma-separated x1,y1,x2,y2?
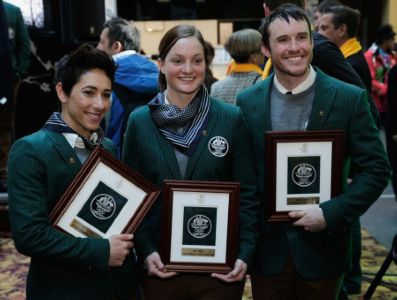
69,157,76,164
319,111,324,117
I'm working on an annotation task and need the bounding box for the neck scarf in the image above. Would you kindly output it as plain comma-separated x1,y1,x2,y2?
228,62,263,75
42,112,105,150
262,58,272,80
149,86,210,156
378,47,394,70
340,38,362,58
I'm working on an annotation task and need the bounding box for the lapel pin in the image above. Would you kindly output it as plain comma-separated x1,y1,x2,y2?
202,130,207,136
319,111,324,117
69,157,76,164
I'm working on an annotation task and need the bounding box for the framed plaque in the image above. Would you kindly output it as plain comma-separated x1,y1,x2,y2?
49,147,160,238
160,180,240,273
265,130,344,222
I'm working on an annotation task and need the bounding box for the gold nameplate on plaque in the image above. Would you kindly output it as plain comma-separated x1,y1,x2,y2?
182,248,215,257
287,197,320,205
70,219,101,238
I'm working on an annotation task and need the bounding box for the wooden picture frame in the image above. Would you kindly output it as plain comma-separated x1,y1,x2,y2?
160,180,240,273
49,147,160,238
265,130,344,222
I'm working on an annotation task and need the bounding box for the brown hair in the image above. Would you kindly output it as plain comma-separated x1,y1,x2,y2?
261,4,312,49
225,29,262,63
158,24,208,90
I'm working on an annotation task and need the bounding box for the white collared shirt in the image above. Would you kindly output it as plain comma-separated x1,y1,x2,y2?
274,65,316,94
63,133,86,149
112,50,137,60
164,92,170,105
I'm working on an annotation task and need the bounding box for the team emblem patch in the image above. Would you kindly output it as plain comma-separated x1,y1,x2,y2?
208,136,229,157
187,215,212,239
8,28,15,39
292,163,317,187
90,194,116,220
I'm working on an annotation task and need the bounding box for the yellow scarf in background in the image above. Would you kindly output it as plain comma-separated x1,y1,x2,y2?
226,60,263,75
340,38,362,58
261,37,363,79
262,58,272,79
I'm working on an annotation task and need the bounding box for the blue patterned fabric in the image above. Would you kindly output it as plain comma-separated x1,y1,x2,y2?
42,112,104,150
148,86,210,155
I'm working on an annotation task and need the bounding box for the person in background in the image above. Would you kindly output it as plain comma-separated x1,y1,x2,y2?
387,64,397,200
8,44,137,300
313,0,340,31
210,29,263,105
97,17,158,157
0,0,12,104
204,40,218,92
317,4,374,297
3,1,30,79
237,4,391,299
364,24,397,125
0,0,13,192
1,1,31,192
123,24,259,300
318,5,371,92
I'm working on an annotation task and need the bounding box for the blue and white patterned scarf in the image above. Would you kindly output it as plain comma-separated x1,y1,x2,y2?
149,86,210,156
42,112,105,150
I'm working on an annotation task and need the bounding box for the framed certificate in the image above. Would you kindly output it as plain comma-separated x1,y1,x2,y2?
49,147,160,238
265,130,344,222
160,180,240,273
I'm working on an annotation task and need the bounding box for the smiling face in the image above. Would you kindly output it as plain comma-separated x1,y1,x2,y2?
158,36,206,105
57,68,111,137
262,17,313,87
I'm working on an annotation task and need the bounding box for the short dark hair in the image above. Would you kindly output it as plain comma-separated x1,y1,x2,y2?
103,17,141,51
263,0,304,11
158,24,207,90
54,44,116,96
260,4,312,49
323,5,360,38
225,29,262,63
375,24,396,45
315,0,340,14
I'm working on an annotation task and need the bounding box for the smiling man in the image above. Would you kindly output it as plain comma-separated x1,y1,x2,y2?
237,4,390,299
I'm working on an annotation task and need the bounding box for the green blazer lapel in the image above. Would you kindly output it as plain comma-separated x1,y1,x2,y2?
145,113,182,179
184,107,218,179
261,77,274,131
45,131,82,175
307,70,336,130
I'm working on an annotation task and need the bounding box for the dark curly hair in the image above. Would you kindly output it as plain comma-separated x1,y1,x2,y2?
54,43,116,96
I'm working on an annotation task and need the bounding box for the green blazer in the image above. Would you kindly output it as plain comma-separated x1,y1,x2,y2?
122,98,260,268
4,1,31,78
8,130,138,300
236,69,391,279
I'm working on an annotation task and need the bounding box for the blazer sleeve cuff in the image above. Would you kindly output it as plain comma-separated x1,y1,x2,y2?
238,244,256,269
87,238,110,273
320,200,348,234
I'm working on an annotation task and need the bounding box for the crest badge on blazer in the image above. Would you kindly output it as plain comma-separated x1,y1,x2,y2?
208,136,229,157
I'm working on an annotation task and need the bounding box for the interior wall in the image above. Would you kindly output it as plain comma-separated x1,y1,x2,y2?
384,0,397,32
135,19,218,56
